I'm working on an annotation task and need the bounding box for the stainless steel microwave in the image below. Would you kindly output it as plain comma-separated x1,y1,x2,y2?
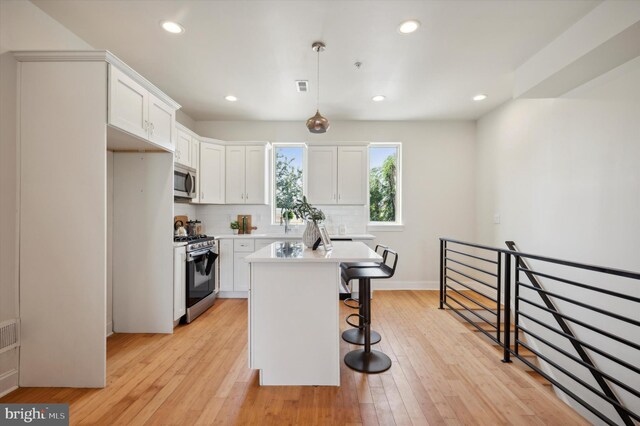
174,164,196,199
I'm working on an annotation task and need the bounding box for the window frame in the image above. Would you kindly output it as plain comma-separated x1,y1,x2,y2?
367,142,404,231
271,143,307,225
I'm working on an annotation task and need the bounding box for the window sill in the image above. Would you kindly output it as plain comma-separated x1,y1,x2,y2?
367,223,405,232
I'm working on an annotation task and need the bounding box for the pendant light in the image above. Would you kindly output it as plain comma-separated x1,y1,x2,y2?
306,41,330,134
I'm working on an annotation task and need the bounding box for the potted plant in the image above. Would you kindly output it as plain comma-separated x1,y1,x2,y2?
230,221,240,235
292,196,325,247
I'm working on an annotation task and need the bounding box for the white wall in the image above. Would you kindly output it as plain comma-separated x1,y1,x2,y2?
195,120,477,288
475,57,640,423
0,0,92,396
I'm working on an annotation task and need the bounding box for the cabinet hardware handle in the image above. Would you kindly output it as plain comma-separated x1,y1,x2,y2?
241,193,244,199
150,122,154,136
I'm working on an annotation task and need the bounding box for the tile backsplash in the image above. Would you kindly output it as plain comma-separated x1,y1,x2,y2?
175,202,367,236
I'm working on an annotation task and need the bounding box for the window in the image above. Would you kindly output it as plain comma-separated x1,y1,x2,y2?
273,144,305,224
368,144,402,227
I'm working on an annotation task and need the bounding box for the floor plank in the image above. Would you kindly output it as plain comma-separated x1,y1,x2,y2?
1,292,587,425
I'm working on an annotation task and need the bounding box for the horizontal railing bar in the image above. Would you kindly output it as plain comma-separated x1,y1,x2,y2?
516,325,640,399
447,286,498,320
445,266,497,290
441,237,640,280
518,297,640,351
516,339,640,422
505,347,618,426
445,257,499,277
445,292,499,328
518,310,640,375
445,275,499,306
518,282,640,327
517,267,640,303
442,238,512,254
443,299,501,345
445,247,498,265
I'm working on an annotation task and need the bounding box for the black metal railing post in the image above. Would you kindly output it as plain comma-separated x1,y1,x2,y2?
514,254,520,357
502,253,512,363
439,238,444,309
496,252,502,343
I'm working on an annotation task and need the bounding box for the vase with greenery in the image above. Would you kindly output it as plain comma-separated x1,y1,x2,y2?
230,221,240,235
281,209,295,234
292,196,325,247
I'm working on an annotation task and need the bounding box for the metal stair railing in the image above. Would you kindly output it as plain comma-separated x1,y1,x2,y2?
439,238,640,426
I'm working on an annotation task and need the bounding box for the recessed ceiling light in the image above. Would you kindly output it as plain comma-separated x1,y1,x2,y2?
161,21,185,34
398,20,420,34
225,95,238,102
372,95,386,102
473,94,488,101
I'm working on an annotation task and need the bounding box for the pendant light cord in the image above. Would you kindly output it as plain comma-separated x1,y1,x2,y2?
316,48,320,110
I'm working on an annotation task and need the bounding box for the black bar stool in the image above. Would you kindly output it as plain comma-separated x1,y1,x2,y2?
343,249,398,374
341,245,387,345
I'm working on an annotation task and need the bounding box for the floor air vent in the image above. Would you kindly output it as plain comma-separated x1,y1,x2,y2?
0,319,19,354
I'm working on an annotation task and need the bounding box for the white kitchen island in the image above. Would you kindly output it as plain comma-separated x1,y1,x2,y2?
246,241,382,386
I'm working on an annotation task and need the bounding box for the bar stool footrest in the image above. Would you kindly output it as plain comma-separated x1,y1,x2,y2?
343,298,360,309
345,313,366,329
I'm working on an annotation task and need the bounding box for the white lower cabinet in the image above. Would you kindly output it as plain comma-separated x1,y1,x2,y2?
233,252,250,291
173,245,186,322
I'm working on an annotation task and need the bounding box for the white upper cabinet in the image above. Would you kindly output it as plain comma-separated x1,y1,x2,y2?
148,93,175,150
307,145,367,205
225,144,269,205
337,146,368,204
175,129,191,167
245,145,268,204
108,65,176,151
109,66,149,140
225,146,246,204
199,142,225,204
190,138,200,170
307,146,338,204
190,137,200,202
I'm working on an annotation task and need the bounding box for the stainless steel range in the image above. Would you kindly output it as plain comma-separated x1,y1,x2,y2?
175,235,218,323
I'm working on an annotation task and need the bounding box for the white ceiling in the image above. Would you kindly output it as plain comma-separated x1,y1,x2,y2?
32,0,600,121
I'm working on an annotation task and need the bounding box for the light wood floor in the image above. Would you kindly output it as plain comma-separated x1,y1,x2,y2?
1,291,587,425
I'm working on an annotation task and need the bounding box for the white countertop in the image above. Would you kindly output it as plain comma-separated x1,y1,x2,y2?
245,241,382,263
216,233,375,240
173,241,187,247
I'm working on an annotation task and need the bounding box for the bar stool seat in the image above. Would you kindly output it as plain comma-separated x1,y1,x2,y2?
343,249,398,374
341,244,388,270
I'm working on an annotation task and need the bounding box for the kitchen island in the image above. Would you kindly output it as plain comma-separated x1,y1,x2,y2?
245,241,382,386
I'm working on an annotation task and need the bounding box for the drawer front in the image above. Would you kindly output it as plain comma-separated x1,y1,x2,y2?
234,239,255,252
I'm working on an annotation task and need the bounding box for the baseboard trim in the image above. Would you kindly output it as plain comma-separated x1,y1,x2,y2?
106,321,113,337
0,369,19,398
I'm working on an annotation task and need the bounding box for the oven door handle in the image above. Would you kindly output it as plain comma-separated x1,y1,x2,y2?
187,248,212,261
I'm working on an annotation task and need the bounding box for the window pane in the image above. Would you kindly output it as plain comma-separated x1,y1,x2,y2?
369,147,398,222
275,146,304,223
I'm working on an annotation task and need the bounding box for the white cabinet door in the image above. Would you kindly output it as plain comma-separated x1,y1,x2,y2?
190,138,200,203
233,252,250,291
173,246,186,321
219,239,234,291
225,145,246,204
337,146,368,204
245,145,268,204
200,143,225,204
148,93,175,150
190,138,199,170
108,66,149,140
307,146,338,204
175,130,191,167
